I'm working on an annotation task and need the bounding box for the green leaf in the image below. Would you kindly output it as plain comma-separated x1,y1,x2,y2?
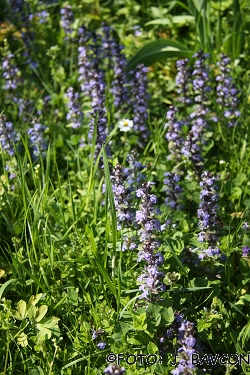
36,317,60,339
147,341,159,354
14,300,27,320
229,187,242,200
28,293,43,307
238,321,250,348
145,15,194,26
161,307,174,325
67,290,78,306
197,319,212,332
27,305,38,320
147,303,162,320
127,40,193,71
133,312,147,331
233,173,246,187
243,199,250,208
0,278,17,300
35,305,48,322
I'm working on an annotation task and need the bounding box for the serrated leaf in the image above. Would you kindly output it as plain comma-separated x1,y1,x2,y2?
36,317,60,339
127,40,193,71
197,320,212,332
36,324,52,339
35,305,48,322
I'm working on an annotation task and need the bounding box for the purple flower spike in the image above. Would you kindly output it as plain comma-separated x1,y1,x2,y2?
164,172,183,210
242,246,250,257
197,172,224,260
135,181,165,302
0,114,19,156
176,59,192,104
27,119,48,159
216,54,240,127
104,364,126,375
60,4,74,40
65,87,83,129
130,64,150,144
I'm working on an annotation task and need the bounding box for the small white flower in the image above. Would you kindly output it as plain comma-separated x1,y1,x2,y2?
118,119,133,132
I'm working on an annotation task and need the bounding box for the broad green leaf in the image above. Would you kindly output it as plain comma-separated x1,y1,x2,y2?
229,187,242,200
145,15,194,26
161,307,174,324
67,290,78,306
233,173,246,186
28,293,43,307
127,40,193,71
133,312,147,330
243,199,250,208
36,305,48,322
14,300,27,320
147,341,159,354
37,317,60,339
36,324,52,339
197,319,212,332
147,303,162,321
27,305,38,320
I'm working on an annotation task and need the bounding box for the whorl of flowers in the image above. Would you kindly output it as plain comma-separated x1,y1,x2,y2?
101,23,117,70
130,64,150,143
60,4,74,39
110,151,146,233
111,163,135,230
2,49,21,91
176,59,192,104
165,106,183,161
86,32,110,159
242,246,250,257
171,316,197,375
197,172,221,260
65,87,83,129
189,51,211,148
91,328,106,350
111,43,129,110
216,54,240,127
104,364,126,375
34,10,49,24
164,172,183,209
135,182,165,301
181,130,203,172
78,27,92,96
192,50,211,104
27,119,48,159
0,114,19,156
